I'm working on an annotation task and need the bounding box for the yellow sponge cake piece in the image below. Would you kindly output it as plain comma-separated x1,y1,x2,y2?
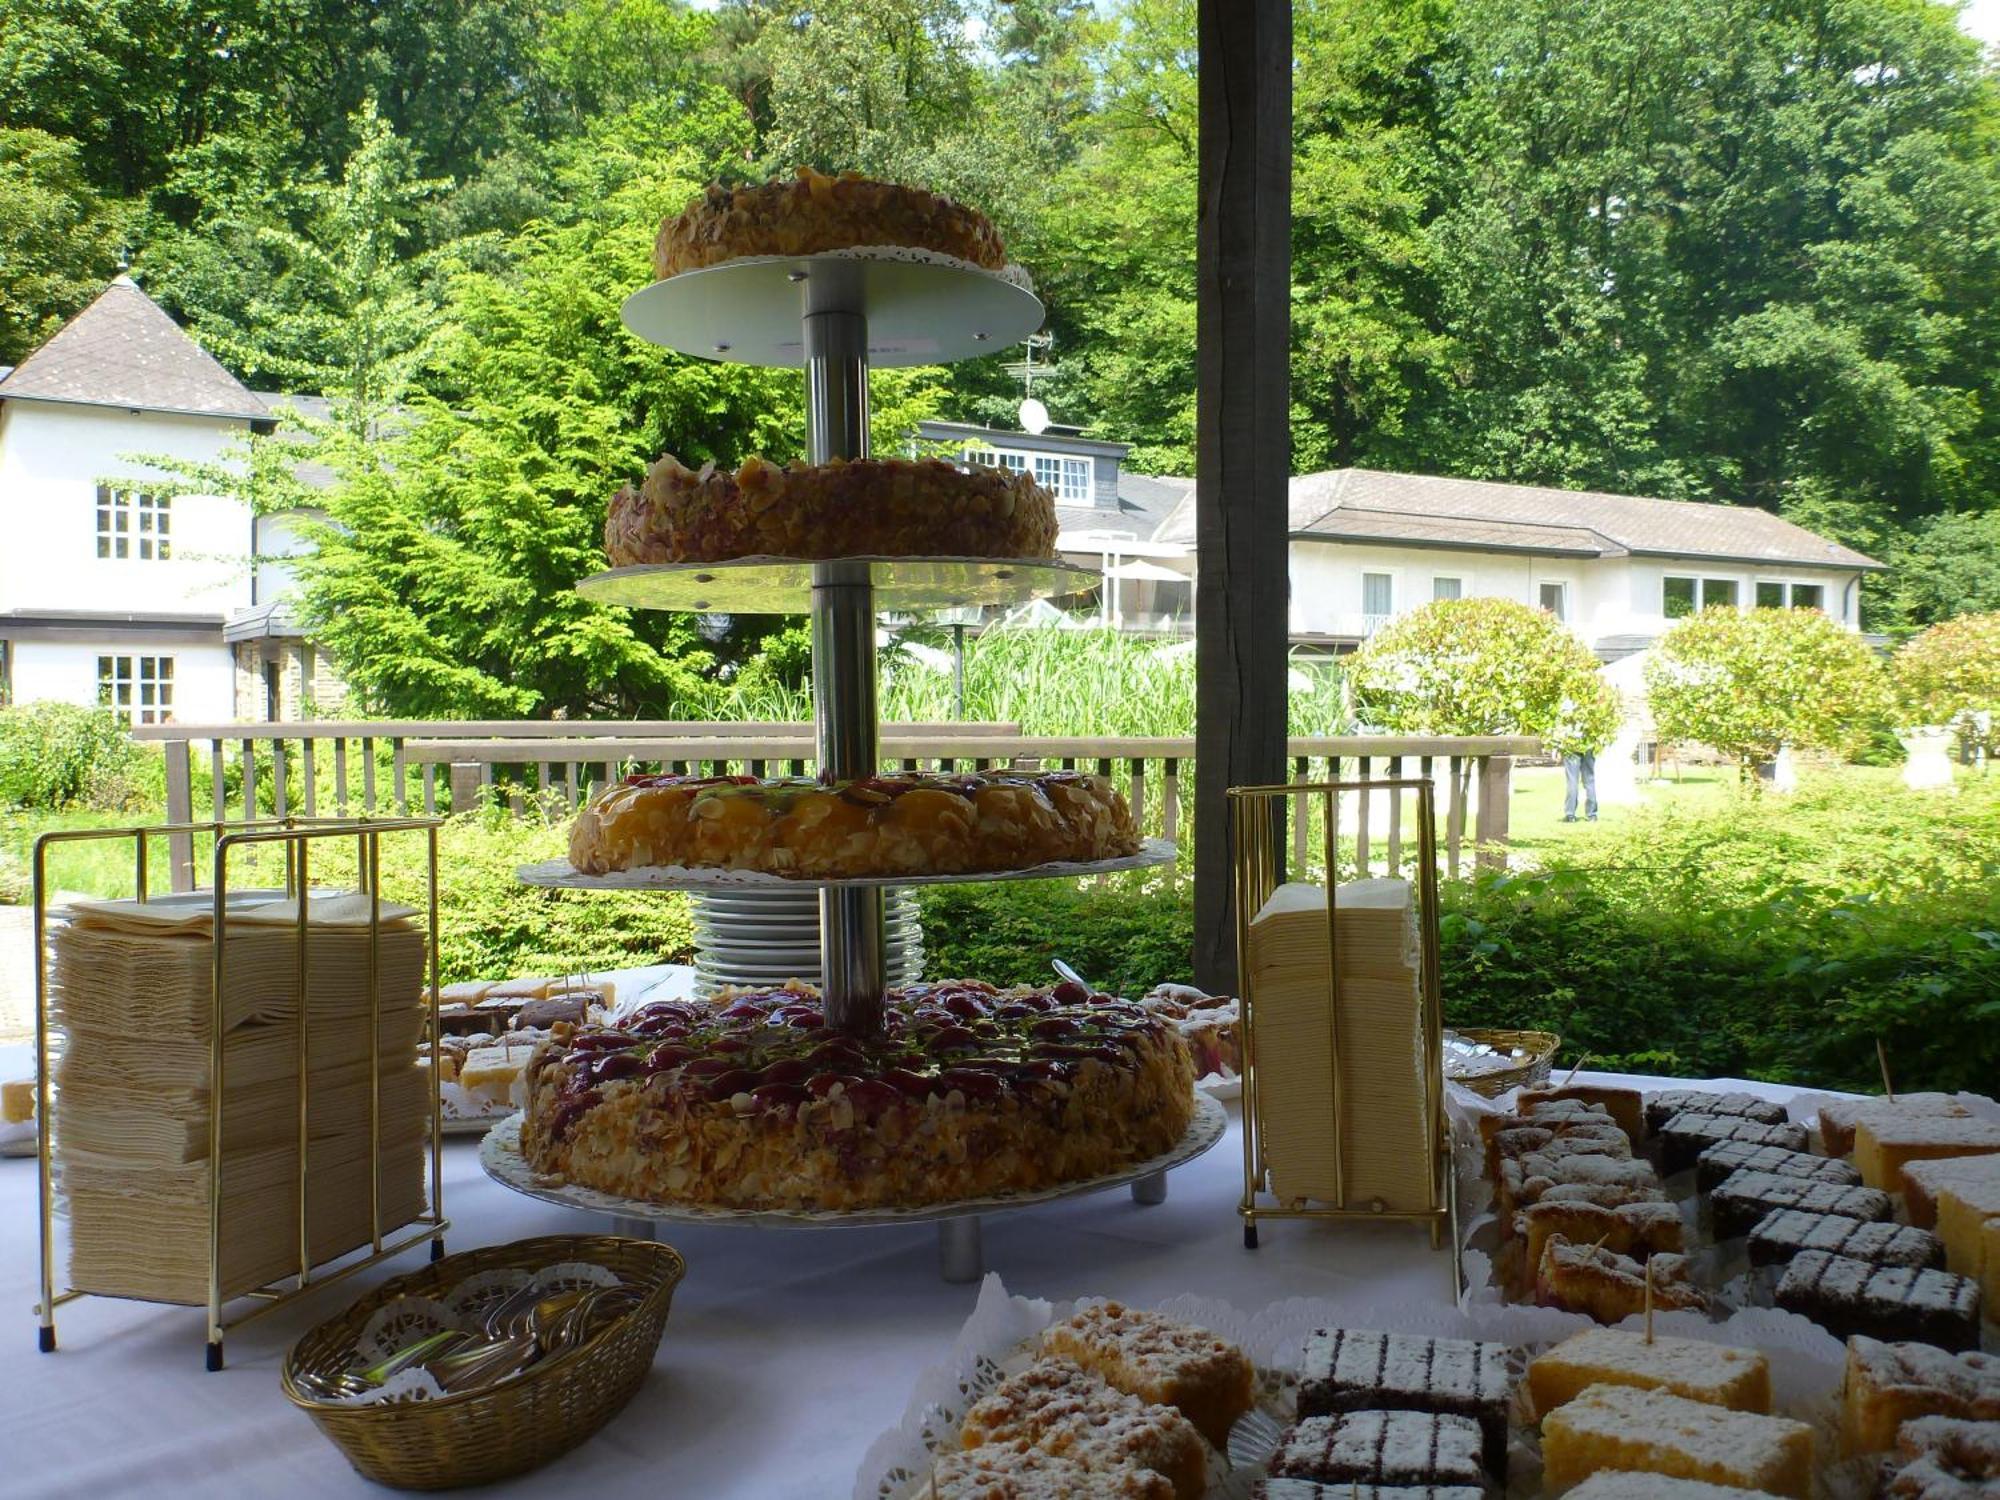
1529,1327,1771,1417
1542,1383,1813,1497
1818,1093,1967,1157
1902,1153,2000,1228
1853,1116,2000,1192
1,1078,35,1125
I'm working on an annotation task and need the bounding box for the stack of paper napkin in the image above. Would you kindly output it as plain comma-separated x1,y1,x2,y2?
1246,879,1431,1212
50,891,430,1304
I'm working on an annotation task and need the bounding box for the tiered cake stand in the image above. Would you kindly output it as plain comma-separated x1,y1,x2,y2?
481,249,1208,1281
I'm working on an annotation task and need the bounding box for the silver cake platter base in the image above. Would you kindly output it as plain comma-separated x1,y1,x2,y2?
621,250,1043,367
577,557,1097,615
518,837,1178,893
479,1093,1226,1283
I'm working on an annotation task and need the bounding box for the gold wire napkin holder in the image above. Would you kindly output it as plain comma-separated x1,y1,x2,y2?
1228,777,1459,1292
31,815,450,1369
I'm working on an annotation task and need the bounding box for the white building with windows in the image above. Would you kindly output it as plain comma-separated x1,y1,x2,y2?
1153,467,1881,656
0,278,333,724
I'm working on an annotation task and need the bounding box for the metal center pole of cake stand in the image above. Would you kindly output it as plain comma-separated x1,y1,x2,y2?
803,278,888,1037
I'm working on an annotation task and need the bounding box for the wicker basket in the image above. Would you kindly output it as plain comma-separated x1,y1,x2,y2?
282,1235,684,1490
1444,1027,1561,1098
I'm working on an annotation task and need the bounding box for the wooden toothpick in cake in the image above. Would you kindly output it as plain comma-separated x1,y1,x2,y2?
1876,1038,1895,1102
1644,1256,1655,1344
1562,1052,1593,1088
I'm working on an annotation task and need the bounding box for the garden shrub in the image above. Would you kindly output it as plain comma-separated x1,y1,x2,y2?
0,702,148,811
1645,607,1889,774
1893,610,2000,755
367,807,694,982
916,770,2000,1094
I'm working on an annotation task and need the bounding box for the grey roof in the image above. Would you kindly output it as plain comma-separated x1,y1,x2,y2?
0,278,268,424
1153,467,1883,570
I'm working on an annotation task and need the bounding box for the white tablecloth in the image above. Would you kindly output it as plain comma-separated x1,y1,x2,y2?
0,1020,1818,1499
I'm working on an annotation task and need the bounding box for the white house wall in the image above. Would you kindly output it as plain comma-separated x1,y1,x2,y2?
1287,539,1863,647
0,402,254,618
9,640,237,721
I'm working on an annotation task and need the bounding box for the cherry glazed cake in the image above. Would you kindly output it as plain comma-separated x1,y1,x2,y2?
651,166,1008,280
518,980,1198,1211
603,453,1057,567
566,768,1140,879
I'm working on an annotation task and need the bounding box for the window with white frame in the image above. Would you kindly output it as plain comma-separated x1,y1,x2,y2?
1362,572,1394,624
1538,581,1568,620
98,654,174,725
1432,575,1463,601
1663,574,1738,618
961,446,1090,503
96,485,171,560
1755,579,1827,613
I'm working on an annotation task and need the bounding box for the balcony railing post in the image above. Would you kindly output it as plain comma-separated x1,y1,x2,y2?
163,738,195,892
1475,755,1512,870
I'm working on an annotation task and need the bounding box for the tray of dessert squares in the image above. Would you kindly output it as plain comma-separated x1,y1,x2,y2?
424,974,621,1135
1466,1078,2000,1357
860,1268,1998,1498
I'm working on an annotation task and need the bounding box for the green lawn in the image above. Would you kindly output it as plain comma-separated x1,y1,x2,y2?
2,808,299,903
1504,760,1736,858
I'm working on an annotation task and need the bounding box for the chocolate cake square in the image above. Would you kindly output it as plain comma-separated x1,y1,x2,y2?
1645,1089,1789,1133
1270,1411,1487,1489
1746,1208,1945,1271
1710,1169,1892,1239
1295,1329,1511,1478
1695,1138,1862,1193
1774,1250,1981,1353
1658,1112,1809,1175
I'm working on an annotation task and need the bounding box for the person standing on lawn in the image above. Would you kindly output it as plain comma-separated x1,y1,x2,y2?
1549,687,1616,823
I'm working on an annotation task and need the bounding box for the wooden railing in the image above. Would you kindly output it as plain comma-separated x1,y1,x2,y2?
131,720,1538,892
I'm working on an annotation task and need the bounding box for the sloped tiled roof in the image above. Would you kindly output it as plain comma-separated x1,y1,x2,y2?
1058,472,1194,543
1154,467,1882,570
0,277,268,423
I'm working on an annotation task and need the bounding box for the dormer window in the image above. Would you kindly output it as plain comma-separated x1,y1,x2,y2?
961,446,1090,504
96,485,170,560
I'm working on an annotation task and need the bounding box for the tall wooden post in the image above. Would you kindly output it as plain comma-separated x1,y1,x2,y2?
1193,0,1292,990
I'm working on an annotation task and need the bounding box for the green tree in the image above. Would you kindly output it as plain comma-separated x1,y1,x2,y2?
1892,611,2000,756
0,128,133,361
1644,607,1891,777
1347,597,1619,752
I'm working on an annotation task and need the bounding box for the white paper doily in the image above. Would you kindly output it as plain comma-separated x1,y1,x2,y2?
479,1092,1226,1229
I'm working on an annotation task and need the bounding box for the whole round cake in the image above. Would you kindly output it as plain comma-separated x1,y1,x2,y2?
519,980,1198,1211
567,769,1140,878
653,167,1007,281
604,453,1057,567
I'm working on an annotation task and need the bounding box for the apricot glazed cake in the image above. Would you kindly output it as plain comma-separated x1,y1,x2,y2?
518,980,1198,1211
603,453,1057,567
652,166,1007,280
566,768,1139,879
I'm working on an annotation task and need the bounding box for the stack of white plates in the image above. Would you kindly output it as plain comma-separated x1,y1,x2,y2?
690,887,924,997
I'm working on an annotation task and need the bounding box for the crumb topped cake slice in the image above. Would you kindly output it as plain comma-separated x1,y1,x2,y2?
931,1441,1174,1499
1041,1302,1255,1448
958,1357,1205,1500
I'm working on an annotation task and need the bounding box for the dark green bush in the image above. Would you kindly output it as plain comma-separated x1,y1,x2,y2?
917,769,2000,1094
0,702,148,811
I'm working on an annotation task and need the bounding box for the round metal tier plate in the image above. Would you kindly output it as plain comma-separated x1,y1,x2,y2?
478,1092,1225,1229
621,253,1044,367
577,557,1097,615
518,838,1177,892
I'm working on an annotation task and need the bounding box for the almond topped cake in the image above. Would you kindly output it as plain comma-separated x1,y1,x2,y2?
604,453,1057,567
957,1357,1206,1500
652,166,1008,280
519,980,1196,1211
567,768,1138,879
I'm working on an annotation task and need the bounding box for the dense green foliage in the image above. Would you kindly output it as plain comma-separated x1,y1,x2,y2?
0,702,150,811
1645,606,1891,772
914,769,2000,1094
1893,610,2000,752
1347,598,1619,753
1442,770,2000,1092
3,0,1998,698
